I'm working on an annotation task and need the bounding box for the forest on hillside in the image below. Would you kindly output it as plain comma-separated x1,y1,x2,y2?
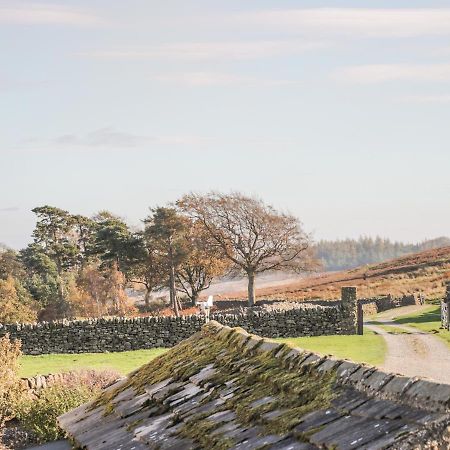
315,236,450,271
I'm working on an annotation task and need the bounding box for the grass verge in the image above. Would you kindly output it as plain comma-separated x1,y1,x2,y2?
19,348,168,378
390,304,450,347
277,330,386,366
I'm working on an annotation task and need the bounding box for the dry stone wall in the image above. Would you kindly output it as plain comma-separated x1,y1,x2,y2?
359,293,421,316
0,287,359,355
2,288,426,356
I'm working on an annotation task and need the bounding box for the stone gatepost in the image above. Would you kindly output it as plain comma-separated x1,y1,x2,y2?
443,281,450,331
341,287,360,335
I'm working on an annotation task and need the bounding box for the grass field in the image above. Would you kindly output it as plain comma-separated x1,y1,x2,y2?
19,348,168,378
277,330,386,366
20,330,387,377
390,304,450,347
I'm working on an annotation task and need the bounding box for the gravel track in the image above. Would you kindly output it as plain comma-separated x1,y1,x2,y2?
366,306,450,384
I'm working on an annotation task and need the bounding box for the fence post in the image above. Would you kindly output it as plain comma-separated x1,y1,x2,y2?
341,287,359,335
357,303,364,335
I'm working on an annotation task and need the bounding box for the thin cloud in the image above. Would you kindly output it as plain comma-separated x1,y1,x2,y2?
237,8,450,38
77,39,329,61
402,94,450,103
53,128,152,148
21,128,211,150
151,72,297,87
0,3,106,26
333,64,450,83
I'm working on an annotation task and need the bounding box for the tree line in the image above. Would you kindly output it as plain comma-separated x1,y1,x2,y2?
0,192,313,322
315,236,450,271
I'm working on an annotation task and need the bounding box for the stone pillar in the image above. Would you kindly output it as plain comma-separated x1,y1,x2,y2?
341,287,358,335
443,282,450,330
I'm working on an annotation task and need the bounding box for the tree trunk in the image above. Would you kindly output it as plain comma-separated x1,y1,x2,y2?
169,264,180,317
191,291,199,307
144,289,151,311
247,271,256,307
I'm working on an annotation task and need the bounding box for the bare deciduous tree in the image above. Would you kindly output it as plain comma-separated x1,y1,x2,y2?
178,192,315,306
176,221,230,305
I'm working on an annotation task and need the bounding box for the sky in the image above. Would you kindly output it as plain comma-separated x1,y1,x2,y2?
1,1,450,249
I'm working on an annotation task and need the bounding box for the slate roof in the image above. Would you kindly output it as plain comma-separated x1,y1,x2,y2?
59,321,450,449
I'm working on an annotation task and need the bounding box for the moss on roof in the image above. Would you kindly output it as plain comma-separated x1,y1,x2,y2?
60,322,450,450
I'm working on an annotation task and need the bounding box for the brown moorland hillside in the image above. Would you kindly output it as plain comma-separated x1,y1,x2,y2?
221,246,450,302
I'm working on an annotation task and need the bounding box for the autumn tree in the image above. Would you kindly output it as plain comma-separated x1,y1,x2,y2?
144,207,189,317
176,221,229,305
0,276,37,323
70,262,136,317
75,263,107,317
179,192,314,306
0,335,23,433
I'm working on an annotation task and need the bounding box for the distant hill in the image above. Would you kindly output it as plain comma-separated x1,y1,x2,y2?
222,246,450,301
315,236,450,271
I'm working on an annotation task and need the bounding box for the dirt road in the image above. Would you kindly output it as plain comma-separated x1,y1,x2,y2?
366,306,450,384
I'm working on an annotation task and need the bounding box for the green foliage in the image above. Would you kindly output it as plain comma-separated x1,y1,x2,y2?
17,384,96,442
316,236,450,271
17,369,119,443
144,207,189,266
20,244,62,314
0,249,25,281
92,211,138,273
31,206,80,273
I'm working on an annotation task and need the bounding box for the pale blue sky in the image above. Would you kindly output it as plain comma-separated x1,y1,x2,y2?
1,1,450,249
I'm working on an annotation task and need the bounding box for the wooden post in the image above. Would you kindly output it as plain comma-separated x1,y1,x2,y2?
357,302,364,335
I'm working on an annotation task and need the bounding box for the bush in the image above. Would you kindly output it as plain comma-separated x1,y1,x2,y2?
0,334,22,429
17,369,120,443
17,384,94,442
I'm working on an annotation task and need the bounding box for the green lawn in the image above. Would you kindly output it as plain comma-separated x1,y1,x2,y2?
277,330,386,366
19,348,168,378
390,304,450,346
20,329,388,378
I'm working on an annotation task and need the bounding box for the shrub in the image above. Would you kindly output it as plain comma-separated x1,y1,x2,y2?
0,334,22,429
17,369,120,443
17,384,94,442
